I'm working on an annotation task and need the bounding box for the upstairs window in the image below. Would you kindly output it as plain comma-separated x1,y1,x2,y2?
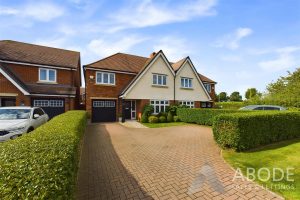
153,74,167,86
181,77,192,88
39,68,56,83
204,83,211,92
96,72,115,85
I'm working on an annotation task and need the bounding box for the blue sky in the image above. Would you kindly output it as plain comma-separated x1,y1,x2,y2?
1,0,300,97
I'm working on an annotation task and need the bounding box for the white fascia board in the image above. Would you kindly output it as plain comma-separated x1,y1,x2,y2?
0,68,30,95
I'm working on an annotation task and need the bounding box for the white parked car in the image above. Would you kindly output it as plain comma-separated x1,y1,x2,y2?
0,107,49,142
239,105,287,111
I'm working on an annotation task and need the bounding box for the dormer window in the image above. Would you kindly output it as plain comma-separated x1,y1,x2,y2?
153,74,167,86
39,68,56,83
181,77,192,88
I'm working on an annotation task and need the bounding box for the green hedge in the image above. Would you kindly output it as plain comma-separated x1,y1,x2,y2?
177,108,244,126
213,111,300,151
215,102,245,110
0,111,87,199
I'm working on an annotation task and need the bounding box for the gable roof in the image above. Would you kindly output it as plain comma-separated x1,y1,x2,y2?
120,50,175,97
85,53,149,73
0,63,76,96
172,57,187,71
0,40,80,69
198,73,216,83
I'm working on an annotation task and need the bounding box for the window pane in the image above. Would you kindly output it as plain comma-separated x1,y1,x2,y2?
49,70,55,81
185,79,188,87
161,101,164,104
109,74,114,84
163,76,166,85
156,101,159,104
97,73,102,83
189,79,192,88
160,105,164,112
155,106,159,113
151,101,154,104
103,73,109,83
158,75,162,85
165,101,168,104
153,74,157,84
181,78,184,87
40,69,47,80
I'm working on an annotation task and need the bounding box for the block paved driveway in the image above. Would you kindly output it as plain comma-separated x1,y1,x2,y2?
76,123,282,200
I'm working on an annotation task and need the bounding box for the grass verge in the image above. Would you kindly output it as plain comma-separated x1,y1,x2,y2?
223,139,300,200
142,122,187,128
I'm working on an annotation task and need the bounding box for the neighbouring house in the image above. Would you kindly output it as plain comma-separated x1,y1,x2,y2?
198,73,217,108
0,40,81,119
84,50,216,123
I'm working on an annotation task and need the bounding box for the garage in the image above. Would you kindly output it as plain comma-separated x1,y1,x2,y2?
32,98,65,119
92,100,116,122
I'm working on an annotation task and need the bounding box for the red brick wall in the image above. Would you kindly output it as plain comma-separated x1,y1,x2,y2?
85,69,136,114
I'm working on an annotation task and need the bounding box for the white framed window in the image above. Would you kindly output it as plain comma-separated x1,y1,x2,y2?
181,77,192,88
150,100,169,114
153,74,167,86
33,100,64,107
204,83,211,92
39,68,57,82
96,72,115,85
179,101,194,108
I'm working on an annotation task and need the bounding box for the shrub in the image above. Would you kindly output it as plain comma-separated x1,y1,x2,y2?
167,112,173,122
173,116,180,122
141,104,154,123
0,111,87,199
213,111,300,151
158,112,167,118
159,116,167,123
148,116,159,123
177,108,245,126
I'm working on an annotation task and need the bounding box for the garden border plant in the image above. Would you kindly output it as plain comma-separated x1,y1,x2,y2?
0,111,87,199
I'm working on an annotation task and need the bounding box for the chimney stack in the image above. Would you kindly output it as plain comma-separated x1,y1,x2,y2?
149,52,156,58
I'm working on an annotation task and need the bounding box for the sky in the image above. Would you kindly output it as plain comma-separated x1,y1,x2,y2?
0,0,300,97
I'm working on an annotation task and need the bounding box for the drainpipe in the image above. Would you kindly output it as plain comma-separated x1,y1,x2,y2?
173,73,176,104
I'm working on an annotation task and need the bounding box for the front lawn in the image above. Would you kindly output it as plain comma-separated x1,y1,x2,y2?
223,139,300,200
142,122,187,128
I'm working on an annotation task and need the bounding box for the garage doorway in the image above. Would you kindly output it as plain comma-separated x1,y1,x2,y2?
32,98,65,119
92,100,116,123
0,97,16,107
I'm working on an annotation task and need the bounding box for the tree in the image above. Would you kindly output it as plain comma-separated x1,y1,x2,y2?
218,92,228,102
245,88,258,99
230,91,242,101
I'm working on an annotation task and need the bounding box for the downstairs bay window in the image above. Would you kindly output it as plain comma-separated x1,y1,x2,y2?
150,100,169,114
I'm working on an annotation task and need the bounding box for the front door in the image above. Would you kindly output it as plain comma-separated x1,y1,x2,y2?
124,100,136,120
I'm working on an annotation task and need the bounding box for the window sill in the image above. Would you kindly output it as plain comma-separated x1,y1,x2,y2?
152,85,168,88
37,81,58,84
180,87,193,90
95,83,116,87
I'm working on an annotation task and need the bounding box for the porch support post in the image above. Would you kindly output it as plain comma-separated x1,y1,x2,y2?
121,98,126,123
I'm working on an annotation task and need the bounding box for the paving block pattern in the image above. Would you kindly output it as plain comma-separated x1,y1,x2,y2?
76,123,283,200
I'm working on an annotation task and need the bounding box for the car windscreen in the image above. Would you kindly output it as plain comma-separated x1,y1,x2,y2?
0,109,31,120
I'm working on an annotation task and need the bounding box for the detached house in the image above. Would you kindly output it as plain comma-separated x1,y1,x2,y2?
84,50,216,123
0,40,81,118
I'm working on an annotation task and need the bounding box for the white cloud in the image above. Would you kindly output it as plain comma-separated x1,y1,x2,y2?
0,3,64,22
153,36,191,61
214,27,253,50
0,6,18,15
107,0,217,32
259,46,300,72
87,35,147,57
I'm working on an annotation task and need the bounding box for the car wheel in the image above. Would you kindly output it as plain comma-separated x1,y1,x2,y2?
27,127,34,133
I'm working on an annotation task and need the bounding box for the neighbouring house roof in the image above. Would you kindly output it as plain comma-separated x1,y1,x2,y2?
198,73,216,83
0,40,80,69
0,63,76,96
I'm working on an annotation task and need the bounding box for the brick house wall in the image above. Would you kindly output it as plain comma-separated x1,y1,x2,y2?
0,63,80,110
85,69,136,115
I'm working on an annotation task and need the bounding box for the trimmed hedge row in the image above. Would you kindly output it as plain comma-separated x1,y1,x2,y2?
177,108,245,126
0,111,87,199
215,102,245,110
213,111,300,151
